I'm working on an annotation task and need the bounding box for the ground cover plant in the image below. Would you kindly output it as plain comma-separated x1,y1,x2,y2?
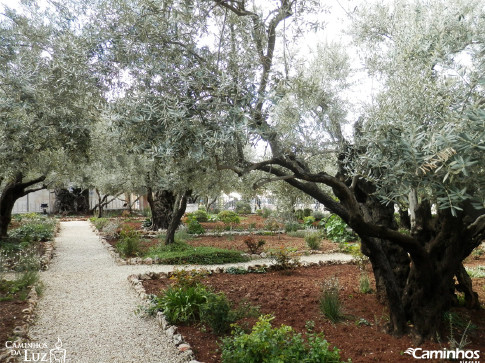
144,262,485,363
0,213,55,345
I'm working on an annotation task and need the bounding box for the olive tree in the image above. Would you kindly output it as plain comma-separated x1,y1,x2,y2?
0,3,101,238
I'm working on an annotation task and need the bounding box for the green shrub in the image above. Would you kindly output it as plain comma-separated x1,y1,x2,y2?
200,292,234,335
303,208,313,217
312,210,325,221
221,315,346,363
294,209,305,220
320,278,343,323
261,208,272,218
217,211,240,226
243,236,266,254
187,218,205,235
305,232,321,250
116,226,141,257
263,217,280,233
324,215,355,242
284,221,301,233
147,243,249,265
187,210,209,222
235,201,252,215
159,284,212,323
303,216,316,228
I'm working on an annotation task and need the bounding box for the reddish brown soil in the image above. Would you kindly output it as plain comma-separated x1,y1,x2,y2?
188,234,338,254
144,263,485,363
0,300,28,346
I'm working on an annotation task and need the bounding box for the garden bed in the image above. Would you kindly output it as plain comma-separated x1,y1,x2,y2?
143,263,485,363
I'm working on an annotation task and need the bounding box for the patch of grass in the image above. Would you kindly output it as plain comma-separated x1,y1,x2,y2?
286,230,306,238
320,278,344,323
147,242,249,264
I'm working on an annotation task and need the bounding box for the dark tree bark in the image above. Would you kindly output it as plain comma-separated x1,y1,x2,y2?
146,188,176,231
165,190,191,245
0,173,46,239
398,207,411,229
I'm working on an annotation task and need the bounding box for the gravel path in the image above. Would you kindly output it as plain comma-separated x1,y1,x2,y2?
27,221,353,363
28,221,188,363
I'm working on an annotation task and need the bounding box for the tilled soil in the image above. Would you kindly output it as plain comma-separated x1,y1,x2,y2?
144,263,485,363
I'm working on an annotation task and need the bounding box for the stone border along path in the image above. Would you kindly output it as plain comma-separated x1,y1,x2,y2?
25,220,353,363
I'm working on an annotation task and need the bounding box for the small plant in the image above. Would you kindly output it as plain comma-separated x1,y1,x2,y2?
312,210,325,221
243,236,266,254
221,315,347,363
324,215,356,242
320,278,344,323
261,208,272,218
263,217,280,234
466,265,485,278
116,226,141,257
141,218,152,228
200,292,234,335
186,218,205,235
284,221,301,233
235,201,252,215
101,221,120,240
270,247,301,271
0,271,39,301
295,209,305,220
305,231,321,250
158,284,212,323
217,210,241,227
359,272,372,294
90,217,110,231
187,209,209,222
303,216,316,228
169,268,209,288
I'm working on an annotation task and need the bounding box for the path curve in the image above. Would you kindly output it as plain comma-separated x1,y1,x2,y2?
27,221,353,363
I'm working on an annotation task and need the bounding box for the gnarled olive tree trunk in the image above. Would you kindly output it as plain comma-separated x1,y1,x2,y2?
0,173,46,239
146,188,191,244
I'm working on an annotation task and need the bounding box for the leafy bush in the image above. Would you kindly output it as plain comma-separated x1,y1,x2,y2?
186,218,205,235
116,226,141,257
303,216,316,228
263,217,280,233
142,218,152,228
284,221,301,233
221,315,346,363
235,201,252,215
312,210,326,221
270,247,301,271
243,236,266,254
217,211,240,226
303,208,313,217
294,209,305,220
323,215,355,242
320,278,343,323
187,210,209,222
305,232,321,250
101,221,120,239
200,292,235,335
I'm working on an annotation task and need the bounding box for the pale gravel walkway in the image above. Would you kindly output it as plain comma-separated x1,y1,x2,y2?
28,221,189,363
27,221,353,363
